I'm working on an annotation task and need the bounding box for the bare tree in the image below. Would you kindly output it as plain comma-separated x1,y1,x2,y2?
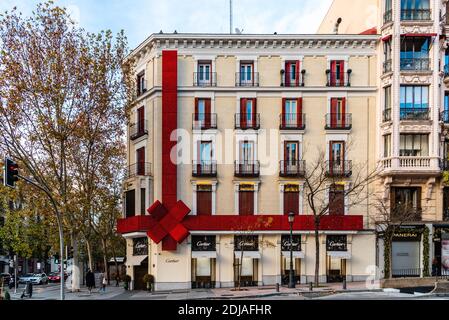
302,146,379,287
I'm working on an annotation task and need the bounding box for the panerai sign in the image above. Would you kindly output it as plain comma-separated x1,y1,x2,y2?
281,235,301,251
191,235,216,252
234,235,259,251
326,235,348,252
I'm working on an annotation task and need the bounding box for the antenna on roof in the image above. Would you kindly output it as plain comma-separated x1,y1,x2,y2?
230,0,233,34
235,28,243,34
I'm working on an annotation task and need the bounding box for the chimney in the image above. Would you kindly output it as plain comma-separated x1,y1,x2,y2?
333,17,342,34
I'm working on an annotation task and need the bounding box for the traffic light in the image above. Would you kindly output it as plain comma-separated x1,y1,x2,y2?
3,157,19,188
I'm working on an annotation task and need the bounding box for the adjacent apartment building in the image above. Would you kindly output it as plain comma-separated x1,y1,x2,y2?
319,0,449,279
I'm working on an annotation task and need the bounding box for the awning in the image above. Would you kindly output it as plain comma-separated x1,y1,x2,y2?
109,257,125,263
192,251,217,259
282,251,305,259
381,34,392,42
327,251,352,259
126,255,148,266
401,33,437,37
234,251,261,259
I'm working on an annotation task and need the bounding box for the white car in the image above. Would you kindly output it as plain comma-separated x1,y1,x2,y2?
20,273,48,285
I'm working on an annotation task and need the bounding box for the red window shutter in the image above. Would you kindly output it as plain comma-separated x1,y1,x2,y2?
341,98,346,128
329,186,344,216
297,98,303,128
240,98,247,128
196,141,201,173
340,61,345,85
252,98,257,126
194,98,199,121
239,191,254,216
284,191,299,215
330,61,337,86
137,106,145,133
330,98,337,128
285,62,291,86
205,99,211,128
197,191,212,216
137,147,145,175
296,60,301,87
281,98,287,128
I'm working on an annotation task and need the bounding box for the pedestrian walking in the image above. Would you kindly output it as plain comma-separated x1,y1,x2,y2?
115,273,120,287
86,269,95,294
101,274,107,293
432,258,439,277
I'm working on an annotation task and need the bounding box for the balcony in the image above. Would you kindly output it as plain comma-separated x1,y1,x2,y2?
400,108,430,121
383,59,392,74
279,113,306,130
192,161,217,177
235,114,260,130
193,72,217,87
383,109,392,122
279,160,305,177
326,161,352,177
384,10,393,24
381,156,441,174
125,162,152,179
401,9,431,21
325,113,352,130
235,72,259,87
441,110,449,124
400,58,430,71
234,161,260,177
326,70,351,87
281,71,305,87
129,121,149,141
192,113,217,130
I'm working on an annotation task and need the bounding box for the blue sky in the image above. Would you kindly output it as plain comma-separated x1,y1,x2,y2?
0,0,333,49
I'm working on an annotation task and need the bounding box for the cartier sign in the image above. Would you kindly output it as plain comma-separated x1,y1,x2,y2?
326,235,347,252
234,235,259,251
133,237,148,256
281,235,301,251
191,235,216,252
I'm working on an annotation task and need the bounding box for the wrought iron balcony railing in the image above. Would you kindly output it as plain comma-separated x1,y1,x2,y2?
441,110,449,124
326,70,351,87
193,72,217,87
235,72,259,87
325,113,352,130
125,162,152,179
384,9,393,24
192,113,217,130
400,58,430,71
192,161,217,177
279,160,306,177
400,108,430,121
281,71,305,87
235,113,260,130
383,59,392,74
280,113,306,130
234,161,260,177
129,121,149,140
325,160,352,177
401,9,431,21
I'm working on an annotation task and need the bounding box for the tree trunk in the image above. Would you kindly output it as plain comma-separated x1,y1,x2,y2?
314,220,321,287
86,239,93,271
101,238,109,285
71,232,81,292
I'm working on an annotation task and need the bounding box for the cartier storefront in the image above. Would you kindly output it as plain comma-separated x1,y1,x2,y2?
191,235,217,289
280,235,303,285
234,235,260,287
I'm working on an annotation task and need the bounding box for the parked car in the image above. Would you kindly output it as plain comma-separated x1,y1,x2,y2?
19,273,48,285
48,272,68,283
0,273,12,285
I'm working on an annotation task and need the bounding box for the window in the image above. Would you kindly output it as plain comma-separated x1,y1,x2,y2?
239,184,255,216
400,86,429,120
384,86,392,121
401,0,430,20
284,185,300,215
400,37,430,70
198,61,212,85
240,62,253,85
384,40,392,72
330,141,345,164
391,187,422,211
384,135,392,158
136,147,145,175
284,141,299,162
384,0,392,22
285,61,300,86
329,98,347,128
137,72,146,96
125,190,136,218
240,141,255,162
137,106,145,134
329,184,345,216
282,98,303,128
239,98,257,128
399,134,429,156
329,60,345,86
194,98,212,129
197,185,212,216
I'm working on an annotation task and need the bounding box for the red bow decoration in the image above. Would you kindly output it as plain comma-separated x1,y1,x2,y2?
146,200,191,251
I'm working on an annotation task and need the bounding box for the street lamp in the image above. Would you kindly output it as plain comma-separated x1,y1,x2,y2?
288,212,296,289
